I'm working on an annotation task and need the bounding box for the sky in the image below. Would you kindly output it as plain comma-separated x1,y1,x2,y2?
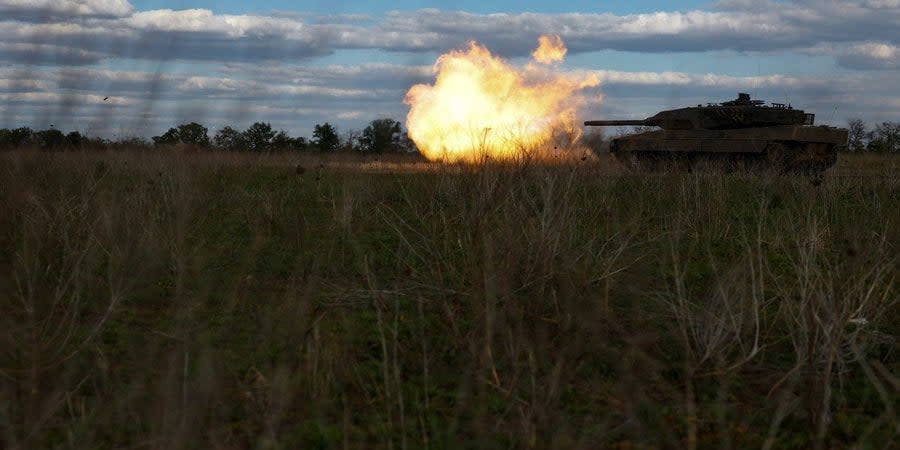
1,0,898,139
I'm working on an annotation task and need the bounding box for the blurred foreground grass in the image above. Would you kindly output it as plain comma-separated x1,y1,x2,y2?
0,150,897,449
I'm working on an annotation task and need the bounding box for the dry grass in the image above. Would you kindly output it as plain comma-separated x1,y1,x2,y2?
0,148,897,449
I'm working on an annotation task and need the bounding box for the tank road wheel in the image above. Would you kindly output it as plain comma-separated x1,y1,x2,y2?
690,153,757,173
638,152,688,172
668,152,696,172
727,153,767,173
685,153,718,173
766,141,793,172
611,151,635,172
793,142,837,175
616,151,714,173
614,151,661,172
766,141,837,177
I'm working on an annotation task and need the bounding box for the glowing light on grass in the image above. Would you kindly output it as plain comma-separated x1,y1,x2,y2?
404,35,600,162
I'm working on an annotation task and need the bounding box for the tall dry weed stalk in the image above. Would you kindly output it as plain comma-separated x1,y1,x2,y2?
0,149,896,449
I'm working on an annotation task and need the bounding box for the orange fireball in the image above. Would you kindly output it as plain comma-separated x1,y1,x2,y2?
404,35,600,162
532,35,567,64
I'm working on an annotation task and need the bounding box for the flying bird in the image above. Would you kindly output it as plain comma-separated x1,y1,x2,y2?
103,96,109,101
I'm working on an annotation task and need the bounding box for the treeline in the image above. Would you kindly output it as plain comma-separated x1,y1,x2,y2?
7,118,898,153
0,118,416,153
847,119,900,152
0,127,107,151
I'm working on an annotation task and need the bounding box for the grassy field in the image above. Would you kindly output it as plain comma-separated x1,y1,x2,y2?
0,149,897,449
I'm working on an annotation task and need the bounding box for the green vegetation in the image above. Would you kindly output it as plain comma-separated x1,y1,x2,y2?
313,122,341,152
153,122,212,148
360,118,405,153
847,119,900,153
7,118,896,155
0,150,897,449
0,117,421,154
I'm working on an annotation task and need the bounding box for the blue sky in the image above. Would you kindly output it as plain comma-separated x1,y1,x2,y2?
1,0,898,139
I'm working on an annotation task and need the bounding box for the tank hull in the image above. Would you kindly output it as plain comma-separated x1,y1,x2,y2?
610,125,848,175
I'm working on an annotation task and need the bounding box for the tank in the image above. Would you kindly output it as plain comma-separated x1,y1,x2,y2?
584,93,849,176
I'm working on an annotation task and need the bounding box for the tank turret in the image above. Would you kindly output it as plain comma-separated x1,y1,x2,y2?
585,93,814,131
583,93,848,177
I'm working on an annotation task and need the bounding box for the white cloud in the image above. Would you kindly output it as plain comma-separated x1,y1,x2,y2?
851,42,899,61
177,76,252,93
593,70,829,89
337,111,364,120
125,9,307,38
55,68,172,83
0,91,130,105
0,78,46,90
0,41,104,65
810,41,900,69
176,75,382,99
0,0,133,17
268,85,376,98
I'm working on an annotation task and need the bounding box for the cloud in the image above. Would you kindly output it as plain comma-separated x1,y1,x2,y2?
0,78,46,91
836,42,899,69
1,1,898,135
592,70,828,88
0,0,134,18
175,75,384,99
0,91,130,105
1,2,898,67
0,21,128,65
363,5,899,56
337,111,364,120
215,63,432,91
125,9,301,36
0,9,340,65
0,42,103,65
713,0,777,11
864,0,900,7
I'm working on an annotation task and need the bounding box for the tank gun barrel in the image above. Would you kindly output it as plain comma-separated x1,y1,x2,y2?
584,119,654,127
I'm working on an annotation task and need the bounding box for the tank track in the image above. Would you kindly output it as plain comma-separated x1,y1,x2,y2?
613,141,838,176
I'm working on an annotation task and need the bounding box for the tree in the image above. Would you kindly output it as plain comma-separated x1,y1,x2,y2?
34,129,66,150
151,127,180,147
151,122,210,148
66,131,83,149
272,130,291,151
341,129,362,152
272,130,307,152
80,135,110,150
1,127,34,148
243,122,276,152
110,136,151,151
398,132,418,153
847,119,866,152
866,121,900,153
313,122,339,152
213,126,245,151
360,118,403,153
0,129,11,150
176,122,210,148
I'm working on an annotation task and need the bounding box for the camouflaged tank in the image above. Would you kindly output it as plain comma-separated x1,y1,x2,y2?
585,93,848,176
